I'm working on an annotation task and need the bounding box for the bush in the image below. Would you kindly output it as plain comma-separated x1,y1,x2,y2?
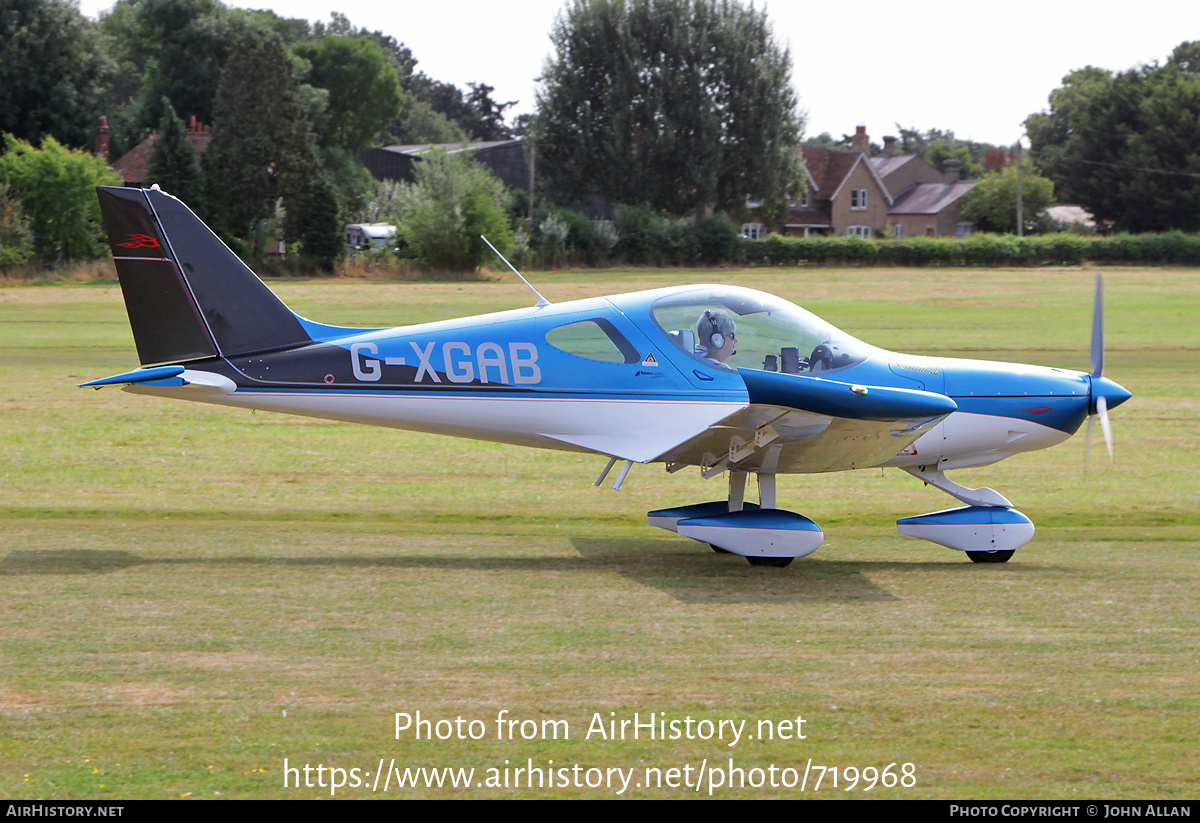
682,214,742,265
0,135,120,262
614,204,674,265
394,149,513,272
0,182,34,270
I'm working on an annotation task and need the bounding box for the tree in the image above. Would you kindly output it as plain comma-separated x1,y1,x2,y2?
894,125,989,178
961,162,1056,234
393,150,513,271
106,0,258,140
395,75,516,142
387,100,470,145
288,174,343,271
292,36,404,151
145,98,204,206
1025,43,1200,232
0,0,113,148
202,30,320,247
535,0,803,217
0,182,35,270
461,83,517,141
0,135,120,261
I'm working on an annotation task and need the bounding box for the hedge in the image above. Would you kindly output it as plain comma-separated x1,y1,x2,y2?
738,232,1200,267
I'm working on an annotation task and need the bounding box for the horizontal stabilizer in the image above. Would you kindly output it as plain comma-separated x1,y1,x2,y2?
79,366,185,388
79,368,236,395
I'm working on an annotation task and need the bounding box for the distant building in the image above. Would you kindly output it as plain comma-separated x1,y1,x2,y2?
756,126,979,239
361,139,529,192
104,116,212,188
872,137,977,239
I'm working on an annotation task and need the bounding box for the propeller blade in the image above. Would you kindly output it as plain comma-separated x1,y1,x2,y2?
1085,414,1095,468
1097,394,1113,464
1090,272,1104,377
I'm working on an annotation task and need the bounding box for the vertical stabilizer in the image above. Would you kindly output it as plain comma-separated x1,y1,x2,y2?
96,186,310,366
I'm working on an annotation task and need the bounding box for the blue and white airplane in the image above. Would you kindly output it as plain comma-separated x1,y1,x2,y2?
83,185,1131,567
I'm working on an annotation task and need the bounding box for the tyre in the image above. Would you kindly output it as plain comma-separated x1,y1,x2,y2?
966,550,1014,564
746,556,793,568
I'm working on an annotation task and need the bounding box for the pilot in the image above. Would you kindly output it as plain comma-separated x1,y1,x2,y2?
697,310,737,364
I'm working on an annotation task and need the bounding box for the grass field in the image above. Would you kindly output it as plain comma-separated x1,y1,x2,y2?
1,266,1197,799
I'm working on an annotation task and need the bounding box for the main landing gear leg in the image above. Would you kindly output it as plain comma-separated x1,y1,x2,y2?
710,471,748,553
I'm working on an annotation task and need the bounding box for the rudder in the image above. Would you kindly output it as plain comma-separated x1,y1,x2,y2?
96,186,310,366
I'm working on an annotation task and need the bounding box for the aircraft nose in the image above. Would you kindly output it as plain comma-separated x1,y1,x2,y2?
1090,375,1132,414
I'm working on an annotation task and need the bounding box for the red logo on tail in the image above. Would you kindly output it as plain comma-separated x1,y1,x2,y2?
115,234,161,248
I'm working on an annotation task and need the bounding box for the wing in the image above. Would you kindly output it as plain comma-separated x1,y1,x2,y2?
652,369,956,475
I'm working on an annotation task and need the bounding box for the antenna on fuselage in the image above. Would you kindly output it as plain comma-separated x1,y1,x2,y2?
480,235,551,308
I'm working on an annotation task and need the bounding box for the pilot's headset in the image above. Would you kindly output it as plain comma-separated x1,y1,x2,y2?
700,310,734,351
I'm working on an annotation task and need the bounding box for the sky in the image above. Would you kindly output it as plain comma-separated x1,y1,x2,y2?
78,0,1197,147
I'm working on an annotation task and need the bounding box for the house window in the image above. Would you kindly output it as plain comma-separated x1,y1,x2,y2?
741,223,765,240
851,189,868,210
798,191,810,208
956,222,976,238
893,225,903,239
846,226,871,238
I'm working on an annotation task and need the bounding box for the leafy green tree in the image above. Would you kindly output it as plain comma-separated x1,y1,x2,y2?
288,174,343,271
292,36,405,151
961,162,1056,234
0,182,35,270
461,83,517,141
145,98,204,206
396,76,516,142
0,0,114,147
0,135,120,261
202,30,320,248
893,125,989,178
387,100,471,145
535,0,803,216
105,0,258,139
1025,43,1200,232
393,150,513,271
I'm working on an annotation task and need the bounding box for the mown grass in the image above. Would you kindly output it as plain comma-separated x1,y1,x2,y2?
1,267,1197,798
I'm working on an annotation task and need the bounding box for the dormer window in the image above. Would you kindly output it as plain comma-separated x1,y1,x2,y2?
851,189,868,210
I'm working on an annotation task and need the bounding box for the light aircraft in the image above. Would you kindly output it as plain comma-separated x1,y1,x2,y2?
83,185,1131,567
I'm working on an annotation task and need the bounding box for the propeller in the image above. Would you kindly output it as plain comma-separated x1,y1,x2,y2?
1085,273,1131,466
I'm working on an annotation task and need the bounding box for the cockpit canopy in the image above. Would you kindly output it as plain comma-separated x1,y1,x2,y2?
650,286,872,374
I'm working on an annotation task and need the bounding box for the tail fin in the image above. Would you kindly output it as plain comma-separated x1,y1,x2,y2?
96,186,310,366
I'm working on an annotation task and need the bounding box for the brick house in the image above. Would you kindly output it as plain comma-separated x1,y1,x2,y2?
745,126,977,239
872,135,977,238
104,116,212,187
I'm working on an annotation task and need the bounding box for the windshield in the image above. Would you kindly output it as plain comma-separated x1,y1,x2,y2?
650,286,871,374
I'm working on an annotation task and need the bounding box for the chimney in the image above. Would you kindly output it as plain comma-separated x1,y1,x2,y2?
942,159,962,183
850,124,870,155
94,116,110,160
883,135,896,158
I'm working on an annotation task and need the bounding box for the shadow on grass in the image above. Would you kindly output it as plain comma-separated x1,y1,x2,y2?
0,540,1049,604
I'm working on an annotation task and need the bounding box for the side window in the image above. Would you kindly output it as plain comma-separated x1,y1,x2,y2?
545,318,640,364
